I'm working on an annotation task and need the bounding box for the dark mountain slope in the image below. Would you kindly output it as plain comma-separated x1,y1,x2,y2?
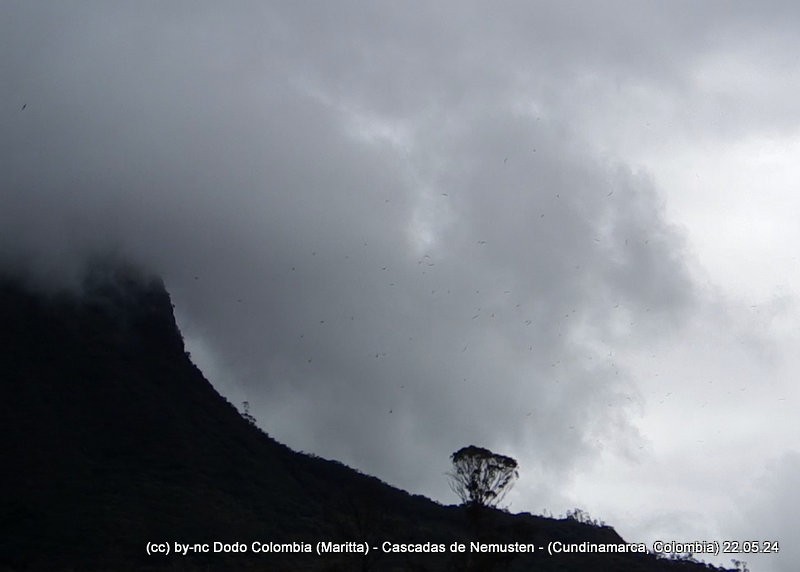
0,262,733,571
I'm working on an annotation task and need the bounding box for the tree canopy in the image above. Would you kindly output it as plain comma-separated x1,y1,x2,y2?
447,445,518,508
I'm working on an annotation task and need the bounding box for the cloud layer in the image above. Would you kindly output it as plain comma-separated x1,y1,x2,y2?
3,4,798,570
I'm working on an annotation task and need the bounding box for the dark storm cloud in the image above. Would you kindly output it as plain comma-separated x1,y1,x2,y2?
2,1,791,509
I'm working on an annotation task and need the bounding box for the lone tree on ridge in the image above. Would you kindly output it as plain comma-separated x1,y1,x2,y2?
447,445,518,509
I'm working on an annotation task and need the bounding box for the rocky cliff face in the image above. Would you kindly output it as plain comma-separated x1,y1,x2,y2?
0,262,733,571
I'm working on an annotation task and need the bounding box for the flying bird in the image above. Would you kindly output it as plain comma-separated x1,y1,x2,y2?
21,104,27,111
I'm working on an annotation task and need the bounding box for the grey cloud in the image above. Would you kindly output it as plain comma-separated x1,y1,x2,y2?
733,452,800,572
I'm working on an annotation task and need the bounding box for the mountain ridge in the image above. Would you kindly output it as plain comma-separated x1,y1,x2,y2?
0,261,734,571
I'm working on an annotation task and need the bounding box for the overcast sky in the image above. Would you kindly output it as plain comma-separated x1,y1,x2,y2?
2,2,799,570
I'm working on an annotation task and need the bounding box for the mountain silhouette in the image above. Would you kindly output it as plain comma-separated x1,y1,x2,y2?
0,260,735,571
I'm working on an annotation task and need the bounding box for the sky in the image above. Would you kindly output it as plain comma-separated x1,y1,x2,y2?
2,2,799,570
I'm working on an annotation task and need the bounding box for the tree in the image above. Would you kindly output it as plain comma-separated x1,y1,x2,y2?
447,445,518,508
241,401,257,426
